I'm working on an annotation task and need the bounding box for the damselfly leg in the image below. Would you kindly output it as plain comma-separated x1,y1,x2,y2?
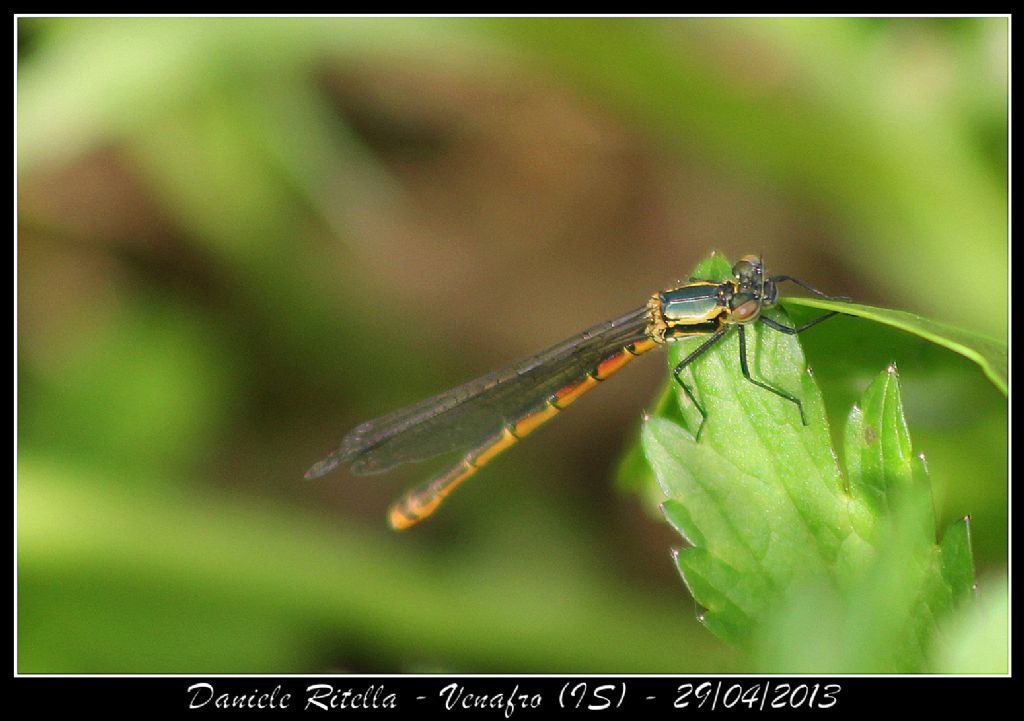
308,256,849,529
669,272,846,435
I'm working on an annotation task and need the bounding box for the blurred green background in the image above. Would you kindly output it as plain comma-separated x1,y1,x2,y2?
17,17,1007,673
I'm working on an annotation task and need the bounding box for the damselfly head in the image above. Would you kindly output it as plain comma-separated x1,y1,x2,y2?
732,255,778,310
732,255,764,286
727,291,762,323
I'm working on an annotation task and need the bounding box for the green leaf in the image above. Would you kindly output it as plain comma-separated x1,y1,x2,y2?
615,380,682,514
784,296,1007,396
642,254,979,671
842,364,932,542
938,516,976,605
641,254,852,649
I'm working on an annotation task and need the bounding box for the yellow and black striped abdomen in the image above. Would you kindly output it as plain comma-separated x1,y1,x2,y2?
388,337,659,530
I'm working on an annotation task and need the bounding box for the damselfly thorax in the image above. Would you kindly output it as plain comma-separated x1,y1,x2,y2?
307,255,848,530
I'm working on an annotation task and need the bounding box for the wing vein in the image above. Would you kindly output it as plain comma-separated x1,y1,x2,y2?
305,305,652,478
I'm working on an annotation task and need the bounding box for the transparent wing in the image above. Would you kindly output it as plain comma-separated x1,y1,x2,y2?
306,305,651,478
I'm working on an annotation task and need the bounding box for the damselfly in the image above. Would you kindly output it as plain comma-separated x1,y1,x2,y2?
307,255,847,530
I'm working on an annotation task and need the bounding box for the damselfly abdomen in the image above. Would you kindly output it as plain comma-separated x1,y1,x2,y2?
307,255,847,529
